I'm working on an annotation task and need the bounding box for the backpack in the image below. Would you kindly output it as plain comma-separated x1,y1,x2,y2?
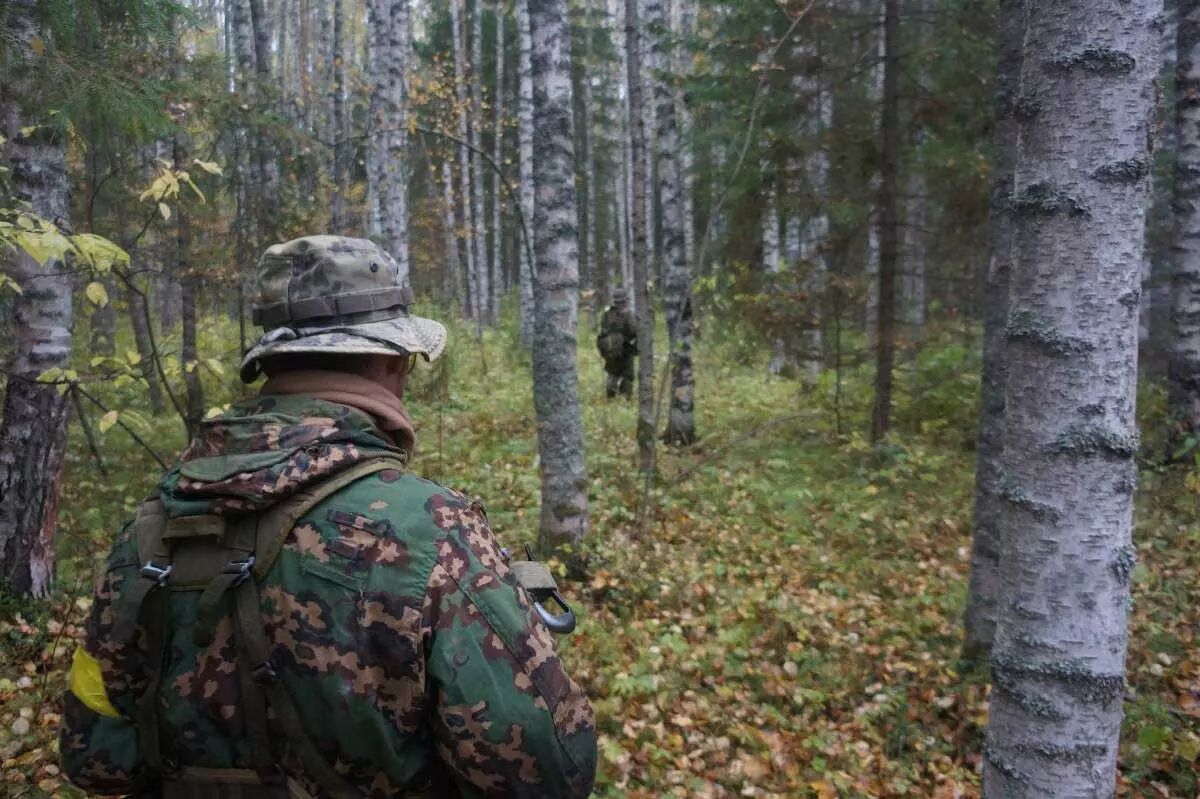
111,456,410,799
597,329,626,362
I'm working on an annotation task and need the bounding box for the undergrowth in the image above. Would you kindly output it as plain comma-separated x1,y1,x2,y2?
0,309,1196,797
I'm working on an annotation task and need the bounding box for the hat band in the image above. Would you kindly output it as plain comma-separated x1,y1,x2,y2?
252,286,413,328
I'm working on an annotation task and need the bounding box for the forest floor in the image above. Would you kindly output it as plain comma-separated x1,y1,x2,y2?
0,316,1197,798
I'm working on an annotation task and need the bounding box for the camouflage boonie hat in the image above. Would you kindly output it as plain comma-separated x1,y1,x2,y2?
240,235,447,383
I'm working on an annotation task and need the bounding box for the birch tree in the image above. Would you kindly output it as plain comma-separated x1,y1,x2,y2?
470,0,490,325
367,0,412,275
1170,0,1200,436
0,0,73,597
517,0,536,345
963,0,1023,661
645,0,695,445
528,0,589,559
450,0,481,329
626,0,656,475
870,0,901,443
901,0,931,340
983,1,1158,793
492,0,507,322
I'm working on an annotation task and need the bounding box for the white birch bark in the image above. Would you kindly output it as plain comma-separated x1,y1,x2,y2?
470,0,491,325
901,0,931,339
646,0,695,444
368,0,411,280
517,0,537,345
764,178,787,375
983,1,1158,793
0,0,72,598
1170,0,1200,434
528,0,589,557
450,0,481,330
492,0,506,322
442,159,466,309
864,0,884,338
625,0,656,475
964,0,1024,659
581,0,599,320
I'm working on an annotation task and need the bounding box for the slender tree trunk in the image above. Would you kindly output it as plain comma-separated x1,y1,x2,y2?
470,0,491,325
581,0,599,325
645,0,694,445
864,0,884,338
492,0,507,323
450,0,482,331
442,159,465,309
366,0,411,273
332,0,349,233
528,0,589,561
982,2,1157,794
626,0,656,477
901,0,931,341
517,0,537,345
870,0,901,443
963,0,1023,662
1170,0,1200,435
0,0,72,598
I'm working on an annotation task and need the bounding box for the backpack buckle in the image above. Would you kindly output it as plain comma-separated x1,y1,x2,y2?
251,660,278,684
223,556,256,586
140,561,173,585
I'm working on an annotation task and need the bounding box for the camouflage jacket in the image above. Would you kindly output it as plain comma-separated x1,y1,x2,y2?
596,307,637,360
61,394,597,798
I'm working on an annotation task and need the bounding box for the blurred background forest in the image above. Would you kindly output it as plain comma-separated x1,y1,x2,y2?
0,0,1198,796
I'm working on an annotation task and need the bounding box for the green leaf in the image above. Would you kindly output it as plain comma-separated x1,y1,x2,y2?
71,233,129,272
98,410,119,434
85,281,109,307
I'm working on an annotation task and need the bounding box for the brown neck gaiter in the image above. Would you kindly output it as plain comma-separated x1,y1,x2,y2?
261,370,416,457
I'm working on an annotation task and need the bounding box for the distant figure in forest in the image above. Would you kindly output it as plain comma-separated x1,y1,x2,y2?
60,236,597,798
596,287,638,398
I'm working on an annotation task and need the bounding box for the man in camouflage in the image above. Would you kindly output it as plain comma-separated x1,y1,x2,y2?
61,236,597,798
596,288,637,399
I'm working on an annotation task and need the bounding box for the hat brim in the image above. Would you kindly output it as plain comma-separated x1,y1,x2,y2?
239,314,447,383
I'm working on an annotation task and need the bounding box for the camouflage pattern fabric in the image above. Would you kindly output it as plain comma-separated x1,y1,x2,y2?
240,235,447,383
597,305,637,399
61,395,597,798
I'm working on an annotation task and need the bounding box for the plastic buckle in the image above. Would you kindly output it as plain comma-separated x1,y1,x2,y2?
140,562,173,585
251,660,278,684
223,556,256,587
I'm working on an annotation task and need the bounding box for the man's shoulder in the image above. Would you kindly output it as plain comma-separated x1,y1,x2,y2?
310,468,481,544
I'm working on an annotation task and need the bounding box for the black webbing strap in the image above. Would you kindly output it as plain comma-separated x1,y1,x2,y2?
192,517,257,649
231,575,360,799
134,584,170,772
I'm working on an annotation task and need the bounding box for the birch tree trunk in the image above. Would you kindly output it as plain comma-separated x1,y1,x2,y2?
0,0,72,598
492,0,507,323
645,0,695,445
901,0,931,341
332,0,350,233
470,0,491,325
963,0,1024,661
626,0,656,476
367,0,411,276
864,0,885,338
451,0,482,331
517,0,537,345
870,0,901,443
528,0,589,560
983,1,1158,793
581,0,599,323
442,160,465,309
1170,0,1200,435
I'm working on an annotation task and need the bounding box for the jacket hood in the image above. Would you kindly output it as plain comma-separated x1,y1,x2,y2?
159,394,404,518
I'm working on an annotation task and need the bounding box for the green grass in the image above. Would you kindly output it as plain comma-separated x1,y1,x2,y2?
0,307,1197,797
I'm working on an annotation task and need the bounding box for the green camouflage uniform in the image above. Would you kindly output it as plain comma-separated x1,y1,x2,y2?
596,302,637,399
61,236,597,798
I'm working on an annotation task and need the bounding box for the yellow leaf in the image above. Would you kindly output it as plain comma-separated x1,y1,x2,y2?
30,37,45,56
85,281,108,307
158,202,171,221
98,411,118,434
193,159,223,176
